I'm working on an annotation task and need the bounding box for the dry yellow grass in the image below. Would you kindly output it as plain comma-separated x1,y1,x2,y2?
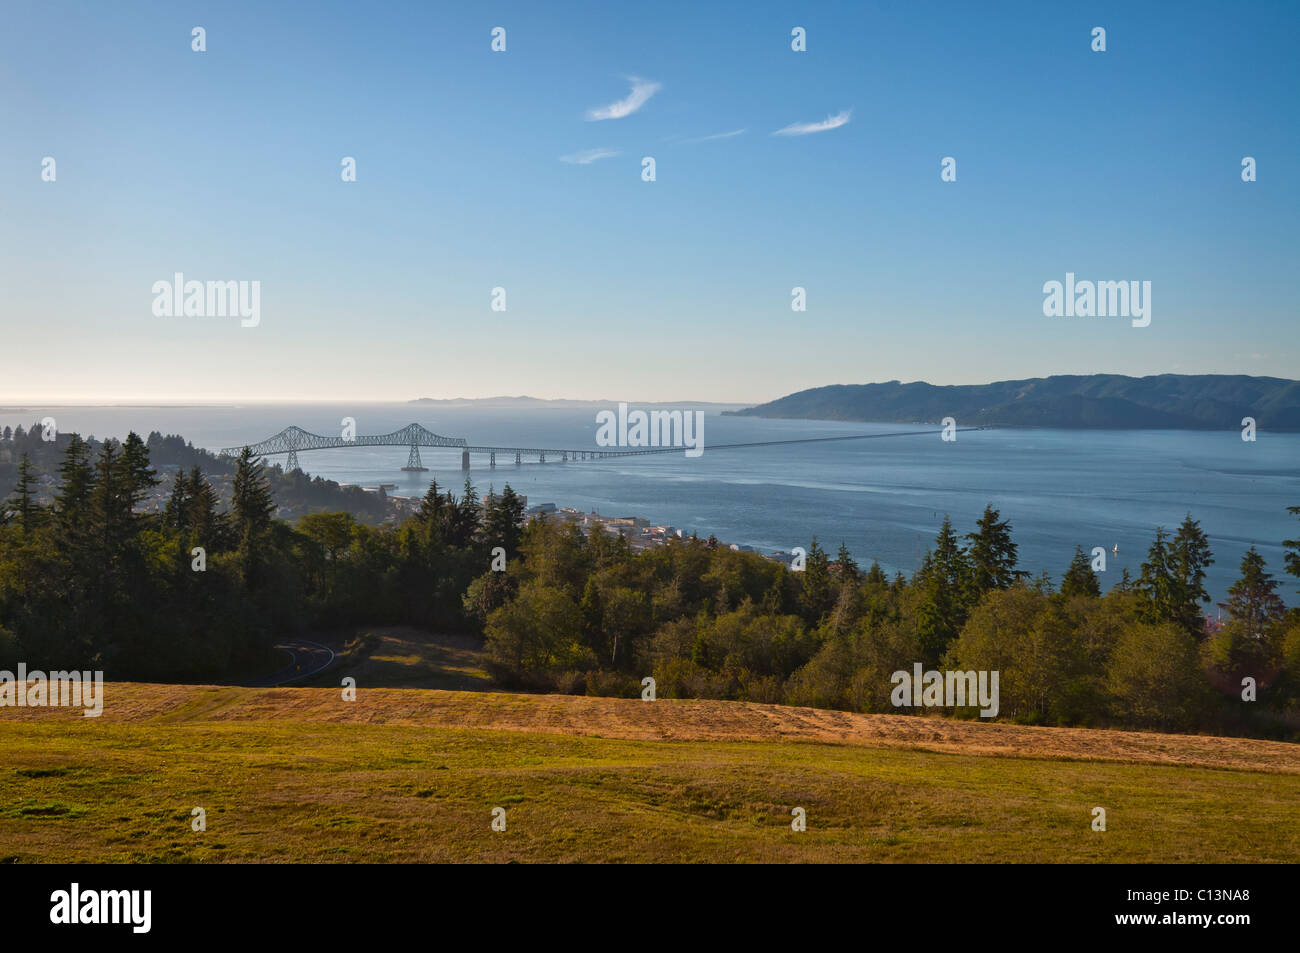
8,681,1299,774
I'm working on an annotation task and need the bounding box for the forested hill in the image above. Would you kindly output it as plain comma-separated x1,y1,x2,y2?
726,375,1300,430
0,426,393,524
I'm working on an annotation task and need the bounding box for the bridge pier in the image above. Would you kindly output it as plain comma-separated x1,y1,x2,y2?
561,451,568,462
539,452,545,464
515,452,521,466
489,452,496,468
285,450,299,471
401,444,428,472
461,450,470,471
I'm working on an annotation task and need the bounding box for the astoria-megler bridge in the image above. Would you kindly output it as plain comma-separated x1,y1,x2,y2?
219,422,692,472
219,422,980,473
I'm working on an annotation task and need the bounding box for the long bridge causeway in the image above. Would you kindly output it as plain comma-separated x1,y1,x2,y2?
219,422,981,472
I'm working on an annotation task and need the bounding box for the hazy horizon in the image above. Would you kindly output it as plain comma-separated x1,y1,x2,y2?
2,369,1296,409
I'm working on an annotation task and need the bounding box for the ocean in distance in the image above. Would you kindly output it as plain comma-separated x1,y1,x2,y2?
3,402,1296,608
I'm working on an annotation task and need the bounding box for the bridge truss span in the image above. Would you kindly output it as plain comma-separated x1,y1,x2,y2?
220,422,467,471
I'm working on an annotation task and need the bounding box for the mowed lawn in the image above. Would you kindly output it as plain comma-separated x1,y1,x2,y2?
2,684,1298,863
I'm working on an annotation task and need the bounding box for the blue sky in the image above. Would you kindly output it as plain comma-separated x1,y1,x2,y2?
1,0,1296,402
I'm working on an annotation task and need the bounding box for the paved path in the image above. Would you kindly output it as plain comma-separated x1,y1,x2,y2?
246,639,336,687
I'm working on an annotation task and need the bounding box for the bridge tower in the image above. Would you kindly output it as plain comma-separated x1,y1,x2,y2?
461,451,470,470
402,444,428,472
489,452,496,468
515,452,521,466
285,450,299,471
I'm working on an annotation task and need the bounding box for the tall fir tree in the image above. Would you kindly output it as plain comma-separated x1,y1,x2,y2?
931,515,971,593
231,448,275,537
231,448,275,590
835,541,860,582
89,440,133,554
798,537,835,625
417,478,446,524
865,560,887,586
453,477,481,548
916,516,971,663
1060,545,1101,598
1169,514,1214,633
965,504,1022,598
163,469,189,529
186,466,224,548
54,434,95,530
483,483,526,557
1138,527,1178,623
7,453,42,532
120,431,159,518
1218,546,1286,642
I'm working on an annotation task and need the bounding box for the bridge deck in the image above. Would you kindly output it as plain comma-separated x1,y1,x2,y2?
221,426,986,460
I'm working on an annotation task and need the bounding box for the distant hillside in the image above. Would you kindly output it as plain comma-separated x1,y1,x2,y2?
726,375,1300,431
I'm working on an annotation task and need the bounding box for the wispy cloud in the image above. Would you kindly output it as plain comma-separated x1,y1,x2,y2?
681,128,746,144
772,110,851,136
560,147,621,165
586,77,661,121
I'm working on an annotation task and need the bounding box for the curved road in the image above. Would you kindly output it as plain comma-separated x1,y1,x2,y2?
247,639,336,687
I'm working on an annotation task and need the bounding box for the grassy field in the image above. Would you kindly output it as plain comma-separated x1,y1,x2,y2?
2,680,1299,863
